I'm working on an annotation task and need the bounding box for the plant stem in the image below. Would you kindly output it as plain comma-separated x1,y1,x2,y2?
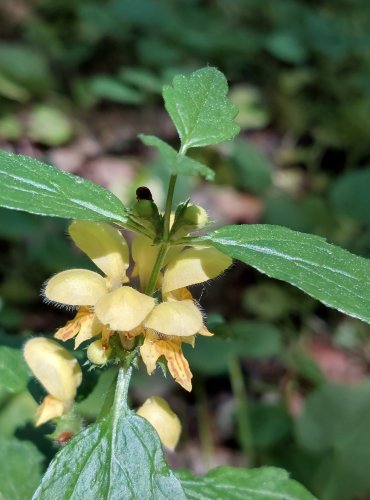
179,144,188,156
228,356,255,466
144,242,167,295
97,365,133,420
163,173,177,240
144,173,178,296
114,365,133,413
97,369,119,420
195,378,214,469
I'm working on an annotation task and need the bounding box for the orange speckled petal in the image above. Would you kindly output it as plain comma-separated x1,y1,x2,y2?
156,339,193,392
54,307,101,348
141,332,193,391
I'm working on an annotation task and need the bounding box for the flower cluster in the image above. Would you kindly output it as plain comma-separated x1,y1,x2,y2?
24,214,231,426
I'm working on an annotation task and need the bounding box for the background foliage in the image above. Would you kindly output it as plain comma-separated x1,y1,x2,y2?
1,1,370,499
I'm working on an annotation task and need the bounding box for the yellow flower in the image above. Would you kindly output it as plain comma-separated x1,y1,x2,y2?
139,288,213,391
44,220,232,391
161,246,233,294
137,396,181,450
45,221,156,348
132,239,232,391
23,337,82,426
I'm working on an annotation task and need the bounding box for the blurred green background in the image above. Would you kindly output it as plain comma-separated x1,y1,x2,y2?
1,1,370,499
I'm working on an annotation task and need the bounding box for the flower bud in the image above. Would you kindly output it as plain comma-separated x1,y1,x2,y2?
131,200,162,237
87,339,112,366
137,396,181,450
182,204,208,228
132,200,157,219
170,204,208,240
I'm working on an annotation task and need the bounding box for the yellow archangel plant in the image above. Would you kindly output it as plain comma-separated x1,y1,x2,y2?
43,217,231,400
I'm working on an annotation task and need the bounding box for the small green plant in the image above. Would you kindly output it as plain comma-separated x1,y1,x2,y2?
2,66,370,499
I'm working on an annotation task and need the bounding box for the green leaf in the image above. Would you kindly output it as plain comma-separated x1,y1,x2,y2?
287,350,326,386
295,383,370,499
229,140,272,194
90,76,144,104
119,67,163,94
163,67,240,150
33,368,186,500
28,105,74,146
329,167,370,225
0,43,53,97
250,403,292,449
0,346,30,393
139,134,215,180
177,466,316,499
0,150,128,223
201,224,370,324
265,33,308,64
0,435,43,500
0,392,37,435
0,115,23,140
